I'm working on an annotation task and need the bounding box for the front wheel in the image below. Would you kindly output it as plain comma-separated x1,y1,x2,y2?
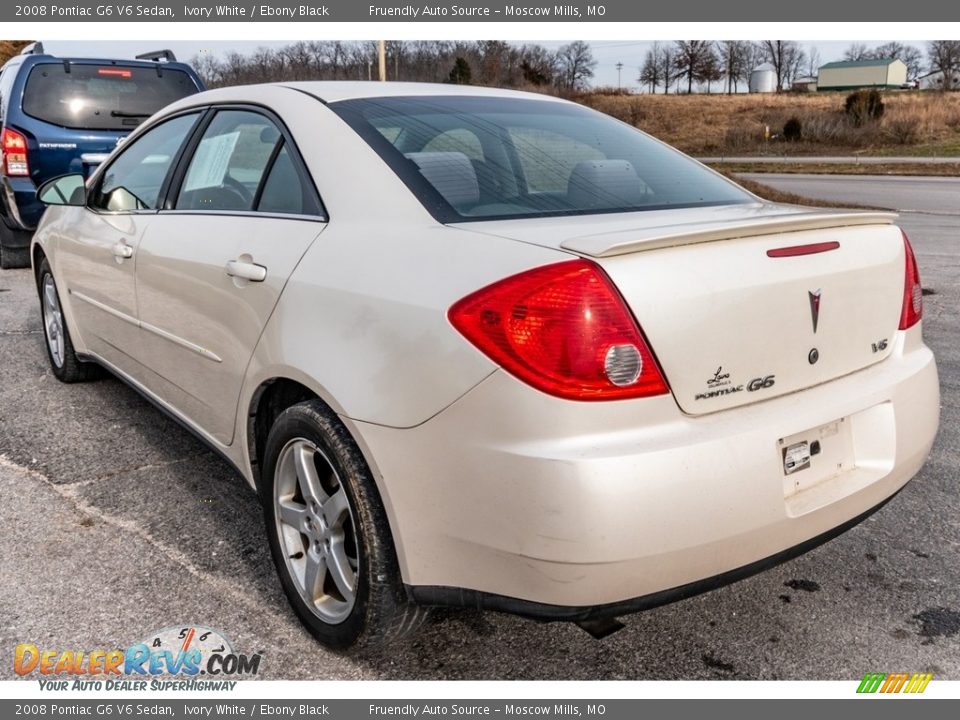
37,258,98,382
261,400,428,650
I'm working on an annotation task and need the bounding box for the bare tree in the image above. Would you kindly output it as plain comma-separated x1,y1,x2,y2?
639,42,666,94
872,42,924,80
673,40,716,94
700,50,722,93
843,43,872,62
719,40,752,94
519,44,557,87
805,46,821,78
555,40,597,92
927,40,960,90
191,40,567,91
660,44,676,94
759,40,805,91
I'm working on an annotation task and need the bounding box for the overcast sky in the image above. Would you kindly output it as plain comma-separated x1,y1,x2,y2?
40,40,913,89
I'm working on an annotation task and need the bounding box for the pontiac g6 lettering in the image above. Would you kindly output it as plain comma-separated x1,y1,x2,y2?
31,82,939,648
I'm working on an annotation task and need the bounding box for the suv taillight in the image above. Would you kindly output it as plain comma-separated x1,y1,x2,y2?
1,128,29,177
449,259,670,401
899,231,923,330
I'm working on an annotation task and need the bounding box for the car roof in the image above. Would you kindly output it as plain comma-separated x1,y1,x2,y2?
17,54,196,71
262,81,569,105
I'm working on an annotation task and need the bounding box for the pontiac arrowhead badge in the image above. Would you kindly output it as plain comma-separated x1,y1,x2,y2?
808,289,822,333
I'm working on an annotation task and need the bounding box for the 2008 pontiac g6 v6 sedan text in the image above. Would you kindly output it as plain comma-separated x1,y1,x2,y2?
31,82,939,649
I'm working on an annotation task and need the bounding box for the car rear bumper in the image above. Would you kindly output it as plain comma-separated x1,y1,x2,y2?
405,488,901,621
351,326,939,610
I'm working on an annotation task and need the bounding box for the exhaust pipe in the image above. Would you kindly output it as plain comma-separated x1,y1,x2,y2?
575,617,625,640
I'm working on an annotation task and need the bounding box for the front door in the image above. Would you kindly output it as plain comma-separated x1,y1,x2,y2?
56,112,201,375
132,109,326,444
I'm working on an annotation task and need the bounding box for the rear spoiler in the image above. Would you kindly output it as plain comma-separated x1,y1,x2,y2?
19,42,46,56
561,210,899,258
136,49,177,62
16,43,176,63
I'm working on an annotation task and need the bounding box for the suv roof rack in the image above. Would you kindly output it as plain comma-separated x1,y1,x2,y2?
19,42,46,56
135,50,177,63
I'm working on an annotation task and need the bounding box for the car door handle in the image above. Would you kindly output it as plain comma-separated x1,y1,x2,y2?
225,260,267,282
111,242,133,259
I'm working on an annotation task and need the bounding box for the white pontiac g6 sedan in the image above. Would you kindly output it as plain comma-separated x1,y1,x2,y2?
31,82,940,649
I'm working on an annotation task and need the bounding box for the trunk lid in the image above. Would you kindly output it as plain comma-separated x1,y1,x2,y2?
456,204,906,414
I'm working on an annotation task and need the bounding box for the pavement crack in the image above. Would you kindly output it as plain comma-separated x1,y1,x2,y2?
85,453,214,484
0,454,281,623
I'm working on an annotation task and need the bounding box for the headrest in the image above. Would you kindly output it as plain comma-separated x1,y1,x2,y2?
566,159,644,210
405,151,479,210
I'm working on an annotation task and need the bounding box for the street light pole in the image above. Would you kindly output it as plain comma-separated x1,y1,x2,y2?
616,62,624,90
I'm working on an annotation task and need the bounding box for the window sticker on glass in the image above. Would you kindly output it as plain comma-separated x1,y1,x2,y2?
183,131,240,192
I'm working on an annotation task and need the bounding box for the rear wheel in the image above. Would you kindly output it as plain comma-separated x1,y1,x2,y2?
37,258,98,382
0,224,31,269
261,400,427,650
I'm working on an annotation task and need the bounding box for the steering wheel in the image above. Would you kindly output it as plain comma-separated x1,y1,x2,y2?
222,174,254,207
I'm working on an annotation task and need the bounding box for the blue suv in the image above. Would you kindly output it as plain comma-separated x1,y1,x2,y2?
0,43,205,268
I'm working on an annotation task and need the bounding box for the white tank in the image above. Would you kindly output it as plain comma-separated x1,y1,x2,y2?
749,63,777,93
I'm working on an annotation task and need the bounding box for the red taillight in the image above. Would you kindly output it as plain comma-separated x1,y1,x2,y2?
1,128,29,177
449,259,670,401
899,231,923,330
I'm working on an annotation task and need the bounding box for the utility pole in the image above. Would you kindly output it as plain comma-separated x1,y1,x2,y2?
378,40,386,81
616,62,624,89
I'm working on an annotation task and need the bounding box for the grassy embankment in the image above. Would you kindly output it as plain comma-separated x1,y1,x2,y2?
577,90,960,177
575,90,960,203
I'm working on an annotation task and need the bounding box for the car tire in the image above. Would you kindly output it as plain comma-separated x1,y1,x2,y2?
0,223,31,269
261,399,428,650
0,245,30,269
37,258,98,382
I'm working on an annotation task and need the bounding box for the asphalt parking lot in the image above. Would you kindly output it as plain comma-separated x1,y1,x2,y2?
1,175,958,680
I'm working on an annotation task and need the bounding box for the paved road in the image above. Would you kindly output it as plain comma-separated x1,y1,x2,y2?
1,175,958,680
703,155,960,164
741,173,960,215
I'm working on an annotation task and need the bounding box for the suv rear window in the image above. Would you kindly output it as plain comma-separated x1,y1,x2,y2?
22,63,198,130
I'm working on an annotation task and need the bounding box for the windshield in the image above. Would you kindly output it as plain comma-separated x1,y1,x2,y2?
23,63,199,131
331,95,753,223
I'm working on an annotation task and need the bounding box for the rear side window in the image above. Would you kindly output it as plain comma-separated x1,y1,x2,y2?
22,63,198,130
256,146,321,216
177,110,280,212
176,109,321,217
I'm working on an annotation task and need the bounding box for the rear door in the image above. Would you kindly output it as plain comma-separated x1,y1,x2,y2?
133,107,326,444
56,111,201,376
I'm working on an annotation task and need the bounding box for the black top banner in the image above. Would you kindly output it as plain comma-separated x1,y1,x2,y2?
3,0,959,22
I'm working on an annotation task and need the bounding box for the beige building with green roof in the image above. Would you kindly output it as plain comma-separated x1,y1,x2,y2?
817,58,908,91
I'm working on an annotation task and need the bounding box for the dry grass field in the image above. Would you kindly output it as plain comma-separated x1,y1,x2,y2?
577,91,960,157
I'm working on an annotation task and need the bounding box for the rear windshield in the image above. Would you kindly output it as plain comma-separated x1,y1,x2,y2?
23,63,199,130
331,96,753,223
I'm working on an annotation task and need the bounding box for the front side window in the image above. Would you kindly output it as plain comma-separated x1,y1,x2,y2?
90,112,199,212
332,96,753,223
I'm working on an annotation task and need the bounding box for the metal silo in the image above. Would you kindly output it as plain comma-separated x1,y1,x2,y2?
749,63,777,93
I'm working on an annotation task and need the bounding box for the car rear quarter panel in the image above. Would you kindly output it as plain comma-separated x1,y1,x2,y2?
238,88,572,471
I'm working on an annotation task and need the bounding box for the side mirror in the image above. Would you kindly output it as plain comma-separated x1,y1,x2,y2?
37,174,87,207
